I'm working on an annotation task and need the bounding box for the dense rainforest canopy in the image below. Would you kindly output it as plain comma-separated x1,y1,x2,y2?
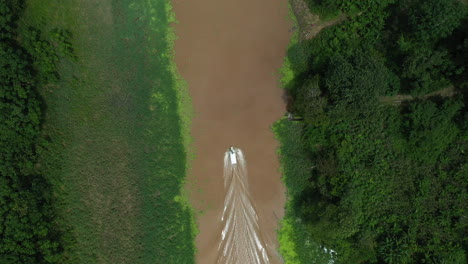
279,0,467,263
0,0,64,262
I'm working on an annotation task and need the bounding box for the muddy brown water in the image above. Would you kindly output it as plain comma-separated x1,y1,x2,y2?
173,0,291,263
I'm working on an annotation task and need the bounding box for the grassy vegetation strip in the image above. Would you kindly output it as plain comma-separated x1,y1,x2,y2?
279,1,299,90
18,0,195,263
165,3,197,239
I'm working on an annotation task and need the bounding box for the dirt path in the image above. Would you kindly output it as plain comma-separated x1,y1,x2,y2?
379,86,456,105
173,0,291,263
290,0,346,40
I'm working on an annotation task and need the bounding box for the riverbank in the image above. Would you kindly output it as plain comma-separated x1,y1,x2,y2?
275,3,335,262
19,0,196,262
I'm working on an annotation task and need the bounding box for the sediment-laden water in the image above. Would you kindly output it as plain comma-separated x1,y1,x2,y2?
173,0,291,262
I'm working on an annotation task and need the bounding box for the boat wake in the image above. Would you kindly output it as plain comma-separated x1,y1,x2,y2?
217,147,270,264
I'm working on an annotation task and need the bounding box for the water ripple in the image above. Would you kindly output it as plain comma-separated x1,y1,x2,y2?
217,147,270,264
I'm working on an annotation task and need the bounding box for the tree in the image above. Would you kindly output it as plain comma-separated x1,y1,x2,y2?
0,1,64,262
409,0,465,42
401,46,453,95
324,50,396,105
294,75,329,126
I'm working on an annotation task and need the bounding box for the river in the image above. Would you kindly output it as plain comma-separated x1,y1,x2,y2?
173,0,291,262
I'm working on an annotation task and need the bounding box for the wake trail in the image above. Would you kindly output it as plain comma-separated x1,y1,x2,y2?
217,147,270,264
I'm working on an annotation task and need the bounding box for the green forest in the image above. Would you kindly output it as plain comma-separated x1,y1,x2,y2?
277,0,467,263
0,1,64,262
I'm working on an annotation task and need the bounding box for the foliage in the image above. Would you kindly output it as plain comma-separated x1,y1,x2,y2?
0,0,24,40
50,28,76,60
400,46,453,95
278,0,467,263
304,0,396,20
0,0,64,262
409,0,465,42
274,120,337,264
21,27,59,82
303,0,341,21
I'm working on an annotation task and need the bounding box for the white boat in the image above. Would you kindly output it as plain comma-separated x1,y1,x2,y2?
229,147,237,165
